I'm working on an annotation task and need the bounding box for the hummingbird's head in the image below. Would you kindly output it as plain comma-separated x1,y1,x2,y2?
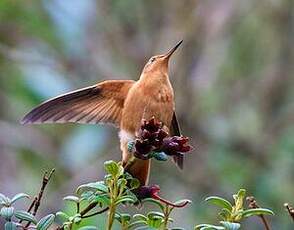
141,40,182,76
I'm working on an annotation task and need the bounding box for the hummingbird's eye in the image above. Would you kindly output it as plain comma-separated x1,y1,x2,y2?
150,57,156,63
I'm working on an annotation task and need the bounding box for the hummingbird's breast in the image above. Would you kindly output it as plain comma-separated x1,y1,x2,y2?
120,79,174,136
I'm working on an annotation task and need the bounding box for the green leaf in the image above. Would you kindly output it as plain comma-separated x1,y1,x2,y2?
56,211,69,221
128,220,147,229
1,207,14,220
129,178,140,190
10,193,30,204
123,172,133,180
120,213,131,222
63,195,80,203
64,222,72,230
218,208,231,221
94,194,111,206
77,182,108,194
0,194,11,206
118,178,127,190
15,210,37,224
147,211,165,219
142,198,165,211
195,224,225,230
0,193,6,203
220,221,240,230
78,226,98,230
80,191,95,202
173,199,192,207
168,217,174,222
147,215,163,228
236,189,246,198
233,189,246,211
114,213,122,223
133,214,147,221
241,208,274,218
37,214,55,230
115,195,137,205
4,222,17,230
205,196,233,211
104,160,123,177
73,215,82,224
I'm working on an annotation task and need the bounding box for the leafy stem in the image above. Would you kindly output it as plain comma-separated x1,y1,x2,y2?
107,176,118,230
107,203,116,230
196,189,274,230
162,204,174,229
55,161,138,230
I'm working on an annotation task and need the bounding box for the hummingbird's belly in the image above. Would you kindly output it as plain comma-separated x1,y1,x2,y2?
120,86,174,136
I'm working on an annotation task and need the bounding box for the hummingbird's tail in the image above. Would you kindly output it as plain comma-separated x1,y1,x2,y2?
124,158,151,186
120,131,150,186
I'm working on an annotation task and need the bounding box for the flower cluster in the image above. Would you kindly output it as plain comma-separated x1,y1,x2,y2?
129,117,192,161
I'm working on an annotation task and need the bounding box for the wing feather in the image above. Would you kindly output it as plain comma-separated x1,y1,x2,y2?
170,112,184,169
21,80,135,126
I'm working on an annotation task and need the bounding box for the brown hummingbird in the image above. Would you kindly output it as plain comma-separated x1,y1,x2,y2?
21,40,183,186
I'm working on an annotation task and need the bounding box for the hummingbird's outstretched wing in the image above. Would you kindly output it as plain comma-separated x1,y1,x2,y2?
170,112,184,169
21,80,135,126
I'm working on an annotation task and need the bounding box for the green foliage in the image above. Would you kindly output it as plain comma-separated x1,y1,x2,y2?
36,214,55,230
0,193,55,230
53,160,191,229
0,1,293,228
127,197,191,229
0,193,29,207
0,164,276,230
205,196,233,211
56,160,139,229
15,210,37,224
195,189,274,230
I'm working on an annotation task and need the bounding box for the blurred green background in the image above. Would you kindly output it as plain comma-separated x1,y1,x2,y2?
0,0,293,229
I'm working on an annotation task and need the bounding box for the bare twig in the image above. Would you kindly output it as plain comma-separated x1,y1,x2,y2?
24,169,55,228
284,203,294,222
247,196,271,230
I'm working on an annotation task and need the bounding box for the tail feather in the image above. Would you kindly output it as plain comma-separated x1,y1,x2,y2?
124,159,150,186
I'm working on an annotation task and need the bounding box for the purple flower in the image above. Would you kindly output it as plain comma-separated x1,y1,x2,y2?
161,136,192,155
132,117,192,160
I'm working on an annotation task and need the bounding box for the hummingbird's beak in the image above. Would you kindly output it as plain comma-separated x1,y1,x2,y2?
164,40,183,60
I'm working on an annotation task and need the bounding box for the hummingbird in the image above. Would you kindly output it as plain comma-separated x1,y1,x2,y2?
21,40,183,186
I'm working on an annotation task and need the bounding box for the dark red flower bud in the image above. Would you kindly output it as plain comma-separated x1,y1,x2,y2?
157,129,168,140
161,136,192,156
133,118,192,161
134,140,152,157
140,129,152,140
135,185,160,200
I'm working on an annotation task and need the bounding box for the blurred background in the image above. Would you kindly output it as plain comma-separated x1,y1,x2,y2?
0,0,293,229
